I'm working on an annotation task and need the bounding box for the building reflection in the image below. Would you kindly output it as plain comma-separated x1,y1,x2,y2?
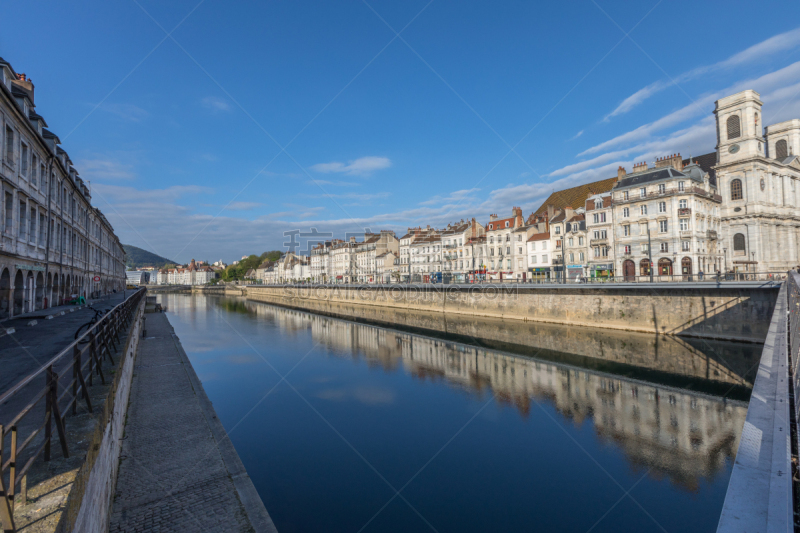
164,294,749,490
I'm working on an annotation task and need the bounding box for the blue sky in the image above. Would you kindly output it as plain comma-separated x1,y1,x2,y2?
3,0,800,263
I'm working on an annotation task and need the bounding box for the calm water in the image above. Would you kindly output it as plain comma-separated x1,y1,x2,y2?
156,293,758,533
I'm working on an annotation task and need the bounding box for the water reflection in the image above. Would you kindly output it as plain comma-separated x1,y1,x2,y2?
158,293,757,532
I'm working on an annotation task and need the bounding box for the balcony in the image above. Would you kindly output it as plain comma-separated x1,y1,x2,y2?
707,230,718,240
680,230,693,237
678,207,691,216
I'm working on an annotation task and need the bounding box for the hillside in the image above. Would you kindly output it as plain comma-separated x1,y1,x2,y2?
123,244,177,270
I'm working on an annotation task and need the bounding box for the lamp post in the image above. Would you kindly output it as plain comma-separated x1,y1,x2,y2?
723,247,727,273
647,225,653,283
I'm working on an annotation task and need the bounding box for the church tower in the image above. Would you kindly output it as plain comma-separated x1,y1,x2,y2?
714,90,764,165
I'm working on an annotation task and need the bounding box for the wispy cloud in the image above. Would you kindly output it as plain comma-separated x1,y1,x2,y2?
310,180,360,187
419,188,480,206
310,156,391,176
99,102,149,122
224,201,262,211
605,26,800,120
75,157,136,181
570,130,584,140
201,96,231,112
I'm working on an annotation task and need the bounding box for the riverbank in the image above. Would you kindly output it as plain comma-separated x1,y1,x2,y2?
109,311,277,533
236,283,779,343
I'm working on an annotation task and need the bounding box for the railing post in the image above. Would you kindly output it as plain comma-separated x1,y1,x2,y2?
8,426,17,510
44,367,53,461
72,345,79,415
47,369,69,459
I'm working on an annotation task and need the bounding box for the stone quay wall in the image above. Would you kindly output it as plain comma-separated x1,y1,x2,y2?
244,284,780,343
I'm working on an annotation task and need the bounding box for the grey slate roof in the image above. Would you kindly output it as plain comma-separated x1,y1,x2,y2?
614,166,701,189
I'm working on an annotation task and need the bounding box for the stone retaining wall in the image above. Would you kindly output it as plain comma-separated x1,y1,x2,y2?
246,284,779,343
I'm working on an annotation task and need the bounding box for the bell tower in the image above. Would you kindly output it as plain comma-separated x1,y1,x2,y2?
714,90,764,165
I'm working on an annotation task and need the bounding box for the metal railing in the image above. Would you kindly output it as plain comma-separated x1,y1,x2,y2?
0,289,145,532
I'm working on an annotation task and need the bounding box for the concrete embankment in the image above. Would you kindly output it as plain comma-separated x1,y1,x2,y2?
238,284,779,343
108,311,276,532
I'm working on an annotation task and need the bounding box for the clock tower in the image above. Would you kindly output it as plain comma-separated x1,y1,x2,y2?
714,90,764,165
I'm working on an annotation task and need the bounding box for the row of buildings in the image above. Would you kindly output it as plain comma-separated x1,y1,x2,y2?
148,259,218,285
0,58,127,318
260,89,800,283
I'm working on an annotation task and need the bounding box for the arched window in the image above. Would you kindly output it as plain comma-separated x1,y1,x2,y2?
727,115,741,139
776,139,788,159
733,233,746,252
731,179,743,201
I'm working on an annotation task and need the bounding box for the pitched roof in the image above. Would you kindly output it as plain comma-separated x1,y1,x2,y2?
682,152,716,186
532,176,618,216
528,232,551,242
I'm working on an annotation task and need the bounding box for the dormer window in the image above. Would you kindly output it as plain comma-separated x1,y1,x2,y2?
505,221,509,228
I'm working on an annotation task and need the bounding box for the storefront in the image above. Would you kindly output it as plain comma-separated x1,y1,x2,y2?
590,263,614,279
527,267,550,282
468,269,487,283
567,264,584,282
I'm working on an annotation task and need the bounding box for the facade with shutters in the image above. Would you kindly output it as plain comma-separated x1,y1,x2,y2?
0,58,126,319
715,90,800,272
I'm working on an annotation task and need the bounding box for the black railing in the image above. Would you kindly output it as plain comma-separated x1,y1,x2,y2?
0,289,145,532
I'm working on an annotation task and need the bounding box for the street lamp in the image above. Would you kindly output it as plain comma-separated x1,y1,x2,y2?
723,248,727,273
647,225,653,283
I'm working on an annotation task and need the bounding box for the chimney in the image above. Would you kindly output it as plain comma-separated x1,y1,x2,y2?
564,207,574,220
632,161,648,173
617,166,626,179
12,73,34,105
350,236,356,243
654,153,683,171
489,214,498,222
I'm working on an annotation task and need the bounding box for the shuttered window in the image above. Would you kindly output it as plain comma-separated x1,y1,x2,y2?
731,179,743,200
776,139,788,159
727,115,741,139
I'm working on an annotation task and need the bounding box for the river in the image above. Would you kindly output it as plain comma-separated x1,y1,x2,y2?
156,292,759,533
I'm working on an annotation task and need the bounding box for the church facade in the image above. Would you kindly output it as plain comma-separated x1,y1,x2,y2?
714,90,800,272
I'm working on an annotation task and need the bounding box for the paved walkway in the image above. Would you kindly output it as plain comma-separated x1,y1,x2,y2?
0,292,126,394
109,312,277,533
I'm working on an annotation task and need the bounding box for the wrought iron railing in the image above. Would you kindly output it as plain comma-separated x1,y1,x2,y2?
0,289,145,532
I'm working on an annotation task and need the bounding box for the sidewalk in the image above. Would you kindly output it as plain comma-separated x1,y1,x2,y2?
0,293,125,395
109,312,277,533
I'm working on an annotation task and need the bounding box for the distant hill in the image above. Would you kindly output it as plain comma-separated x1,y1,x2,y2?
123,244,177,270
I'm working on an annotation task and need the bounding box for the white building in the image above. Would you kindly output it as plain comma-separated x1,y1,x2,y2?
586,191,615,279
714,90,800,272
0,59,126,317
441,219,485,282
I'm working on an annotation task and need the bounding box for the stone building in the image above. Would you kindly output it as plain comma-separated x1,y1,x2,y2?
0,58,125,318
485,207,530,280
441,218,485,282
586,191,615,279
563,211,587,281
410,233,442,282
714,90,800,272
612,156,722,279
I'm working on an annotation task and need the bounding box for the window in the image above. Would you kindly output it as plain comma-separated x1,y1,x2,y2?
679,218,689,231
594,199,602,209
659,220,668,233
593,213,599,224
681,241,690,251
599,212,606,222
542,254,548,263
660,242,669,253
579,252,584,262
658,201,666,213
541,241,547,250
731,179,743,200
31,154,37,186
554,226,560,235
531,255,537,264
569,253,574,262
5,126,13,162
776,139,788,159
4,192,12,234
505,221,509,228
733,233,746,251
642,243,649,253
640,205,647,215
658,184,665,194
622,207,629,218
679,199,687,209
578,237,584,245
623,191,629,200
518,247,522,254
640,187,646,198
623,225,630,236
568,238,574,246
20,143,28,176
29,207,35,243
18,201,25,238
623,245,631,255
727,115,741,139
678,181,685,192
593,247,600,258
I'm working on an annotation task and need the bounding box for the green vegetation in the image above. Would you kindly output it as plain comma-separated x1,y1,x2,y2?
217,251,281,281
123,244,177,270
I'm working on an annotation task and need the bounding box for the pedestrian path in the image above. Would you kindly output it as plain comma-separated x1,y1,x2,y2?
109,311,277,533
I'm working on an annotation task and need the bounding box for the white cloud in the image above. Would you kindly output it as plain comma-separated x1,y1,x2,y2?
310,156,391,176
99,103,149,122
201,96,231,112
224,201,262,211
605,27,800,120
419,188,480,206
75,157,135,181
